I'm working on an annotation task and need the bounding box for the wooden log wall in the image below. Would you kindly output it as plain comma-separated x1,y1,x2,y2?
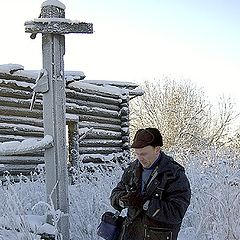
0,66,44,176
0,64,143,176
66,82,130,164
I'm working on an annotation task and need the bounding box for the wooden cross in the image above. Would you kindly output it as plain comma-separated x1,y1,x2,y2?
25,1,93,239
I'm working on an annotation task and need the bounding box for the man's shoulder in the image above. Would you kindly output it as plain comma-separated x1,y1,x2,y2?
160,152,185,174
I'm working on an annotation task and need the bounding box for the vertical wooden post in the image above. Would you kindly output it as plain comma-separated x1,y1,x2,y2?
25,1,93,239
41,3,69,240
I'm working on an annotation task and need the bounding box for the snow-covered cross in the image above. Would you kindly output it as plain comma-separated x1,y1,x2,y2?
24,1,93,239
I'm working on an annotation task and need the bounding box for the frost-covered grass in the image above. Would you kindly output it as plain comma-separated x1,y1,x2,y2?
182,149,240,240
0,150,239,240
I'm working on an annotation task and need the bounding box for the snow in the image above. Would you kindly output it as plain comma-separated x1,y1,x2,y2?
0,149,239,240
66,113,79,122
1,63,239,239
79,80,144,97
32,18,74,23
65,71,86,83
0,64,39,82
0,64,143,100
68,81,125,96
41,0,66,10
0,214,56,240
0,135,53,155
0,214,53,234
0,79,34,88
82,79,139,89
0,64,24,74
12,70,38,81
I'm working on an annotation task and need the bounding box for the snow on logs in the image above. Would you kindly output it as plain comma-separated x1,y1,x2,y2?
0,64,143,169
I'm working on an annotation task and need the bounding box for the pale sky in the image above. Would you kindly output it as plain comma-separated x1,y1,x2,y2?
0,0,240,107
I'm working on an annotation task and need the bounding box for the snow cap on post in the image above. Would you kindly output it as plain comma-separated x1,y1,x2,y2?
41,0,66,18
41,0,66,10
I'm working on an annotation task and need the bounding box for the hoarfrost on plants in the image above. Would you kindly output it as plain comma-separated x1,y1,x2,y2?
0,149,239,240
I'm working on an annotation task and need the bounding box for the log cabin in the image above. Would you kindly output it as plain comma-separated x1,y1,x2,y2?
0,64,143,178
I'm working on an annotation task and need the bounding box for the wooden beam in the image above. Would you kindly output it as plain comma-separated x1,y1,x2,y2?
25,20,93,34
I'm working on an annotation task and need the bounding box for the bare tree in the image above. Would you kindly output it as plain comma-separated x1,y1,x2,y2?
207,96,240,147
130,78,238,152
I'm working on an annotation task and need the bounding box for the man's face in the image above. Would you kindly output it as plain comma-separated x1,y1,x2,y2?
134,145,161,168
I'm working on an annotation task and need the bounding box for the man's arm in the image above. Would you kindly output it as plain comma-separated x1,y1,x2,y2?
110,170,129,211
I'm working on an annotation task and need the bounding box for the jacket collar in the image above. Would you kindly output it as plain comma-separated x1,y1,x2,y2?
130,151,181,186
156,151,171,174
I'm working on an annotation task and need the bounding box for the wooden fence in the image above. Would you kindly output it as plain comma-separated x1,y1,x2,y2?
0,64,143,177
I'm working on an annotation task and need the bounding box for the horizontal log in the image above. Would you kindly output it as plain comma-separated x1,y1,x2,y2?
0,128,44,138
78,121,121,132
0,135,53,156
0,123,43,133
78,114,121,125
0,156,44,164
66,103,119,118
0,106,43,118
79,129,121,140
78,153,125,163
0,71,36,82
0,86,33,99
0,115,43,128
79,139,122,147
79,147,122,155
67,97,119,112
68,83,120,99
66,89,120,105
0,96,43,110
0,134,26,142
0,78,34,91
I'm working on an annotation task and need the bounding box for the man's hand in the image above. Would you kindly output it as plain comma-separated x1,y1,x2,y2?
119,192,144,208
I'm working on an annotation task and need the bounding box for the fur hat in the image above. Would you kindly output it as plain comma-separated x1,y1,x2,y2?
131,128,163,148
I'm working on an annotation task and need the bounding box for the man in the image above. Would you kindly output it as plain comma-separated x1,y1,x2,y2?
110,128,191,240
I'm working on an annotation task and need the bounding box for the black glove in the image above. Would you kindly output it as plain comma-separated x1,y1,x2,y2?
119,192,144,208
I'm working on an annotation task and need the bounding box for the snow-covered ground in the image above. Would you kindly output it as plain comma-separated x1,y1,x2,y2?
0,149,239,240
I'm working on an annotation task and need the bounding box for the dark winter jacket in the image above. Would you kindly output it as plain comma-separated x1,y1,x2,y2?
110,151,191,240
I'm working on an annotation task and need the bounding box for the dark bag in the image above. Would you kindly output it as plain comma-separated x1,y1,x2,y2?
97,211,125,240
